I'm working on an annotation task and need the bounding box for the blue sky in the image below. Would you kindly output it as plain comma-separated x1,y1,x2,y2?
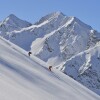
0,0,100,31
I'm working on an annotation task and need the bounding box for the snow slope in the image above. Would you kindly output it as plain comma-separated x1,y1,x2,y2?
62,42,100,95
0,36,100,100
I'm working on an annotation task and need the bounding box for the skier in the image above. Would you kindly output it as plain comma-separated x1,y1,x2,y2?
49,66,52,71
28,51,32,56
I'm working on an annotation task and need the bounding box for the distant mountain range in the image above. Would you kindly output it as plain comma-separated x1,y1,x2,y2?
0,11,100,95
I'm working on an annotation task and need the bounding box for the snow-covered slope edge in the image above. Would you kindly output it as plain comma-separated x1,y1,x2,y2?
62,43,100,95
0,36,100,100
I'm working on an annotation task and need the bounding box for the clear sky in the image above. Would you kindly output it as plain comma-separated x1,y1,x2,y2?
0,0,100,31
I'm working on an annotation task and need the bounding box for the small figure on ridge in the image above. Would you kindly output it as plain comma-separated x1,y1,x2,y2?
49,66,52,71
28,51,32,56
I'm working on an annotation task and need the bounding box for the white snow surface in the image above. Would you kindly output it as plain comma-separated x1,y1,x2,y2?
0,36,100,100
63,43,100,95
0,12,100,96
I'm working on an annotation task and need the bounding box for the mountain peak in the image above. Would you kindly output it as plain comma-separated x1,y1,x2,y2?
4,14,31,24
8,14,17,19
35,11,66,25
44,11,65,19
3,14,20,23
49,11,65,17
0,14,32,32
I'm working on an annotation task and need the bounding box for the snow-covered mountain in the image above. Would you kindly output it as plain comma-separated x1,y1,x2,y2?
4,12,100,66
0,12,100,95
1,36,100,100
0,37,100,100
0,14,31,37
30,16,100,67
62,42,100,95
1,12,100,64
